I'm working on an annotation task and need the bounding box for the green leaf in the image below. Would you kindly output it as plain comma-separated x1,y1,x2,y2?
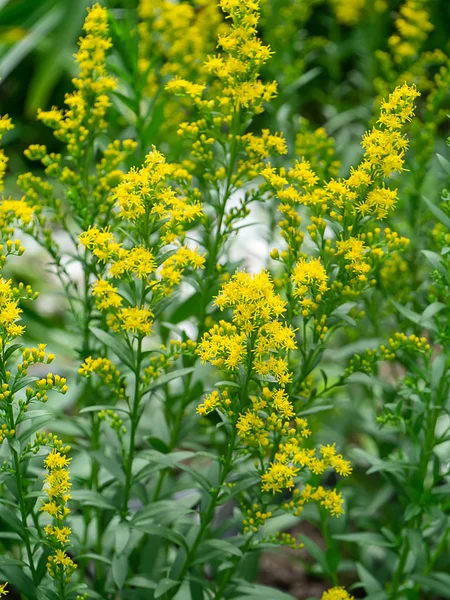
413,573,450,597
197,538,243,558
132,499,195,524
11,375,38,394
334,532,394,548
77,553,112,565
422,301,446,321
0,7,61,79
356,563,383,594
70,490,116,510
115,521,131,555
391,301,421,325
299,403,334,416
235,581,296,600
422,250,445,272
112,553,128,590
431,354,446,395
4,343,23,361
214,380,241,389
128,575,157,590
130,522,188,550
147,436,170,454
299,534,329,575
155,578,179,598
0,563,37,599
91,450,126,484
437,153,450,176
142,367,195,394
79,405,130,416
139,450,195,469
91,327,134,370
0,503,24,539
18,413,53,443
170,291,203,323
423,196,450,230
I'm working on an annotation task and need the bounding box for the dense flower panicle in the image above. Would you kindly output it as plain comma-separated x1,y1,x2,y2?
37,4,115,155
166,0,287,187
264,84,419,221
389,0,433,63
0,125,42,344
321,587,354,600
197,271,295,382
214,270,287,330
79,356,126,399
80,148,204,338
292,257,328,316
295,121,340,181
262,84,419,315
112,148,202,233
18,4,137,289
0,115,13,192
138,0,225,141
327,83,420,218
197,271,350,525
41,450,77,582
330,0,366,26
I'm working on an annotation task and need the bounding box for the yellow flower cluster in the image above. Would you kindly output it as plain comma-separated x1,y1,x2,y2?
41,450,77,582
322,588,354,600
380,332,430,359
0,584,6,597
263,84,419,313
79,356,126,399
292,257,329,316
198,271,350,519
0,115,13,192
138,0,224,90
198,271,293,382
137,0,225,143
389,0,433,63
284,484,346,518
264,84,419,219
263,430,352,513
242,502,273,533
329,0,366,26
295,121,340,181
201,0,276,112
166,0,286,185
79,149,204,338
112,148,202,233
37,4,115,157
0,423,15,445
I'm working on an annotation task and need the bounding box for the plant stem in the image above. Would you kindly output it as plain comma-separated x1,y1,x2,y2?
12,446,38,585
122,336,143,517
167,426,238,599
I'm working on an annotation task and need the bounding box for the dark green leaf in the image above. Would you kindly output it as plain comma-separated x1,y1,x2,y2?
70,490,116,510
91,327,134,370
142,367,195,395
112,553,128,590
155,579,179,598
423,196,450,230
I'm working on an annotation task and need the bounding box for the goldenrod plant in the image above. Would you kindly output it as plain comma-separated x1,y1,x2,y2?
0,1,449,599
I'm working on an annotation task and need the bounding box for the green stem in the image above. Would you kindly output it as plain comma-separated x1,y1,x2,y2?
122,336,143,517
12,444,38,585
167,426,238,600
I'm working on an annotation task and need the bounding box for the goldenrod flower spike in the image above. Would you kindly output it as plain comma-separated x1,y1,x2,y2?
41,449,77,583
322,588,355,600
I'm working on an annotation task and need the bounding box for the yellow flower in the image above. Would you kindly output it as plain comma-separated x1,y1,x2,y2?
321,587,354,600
